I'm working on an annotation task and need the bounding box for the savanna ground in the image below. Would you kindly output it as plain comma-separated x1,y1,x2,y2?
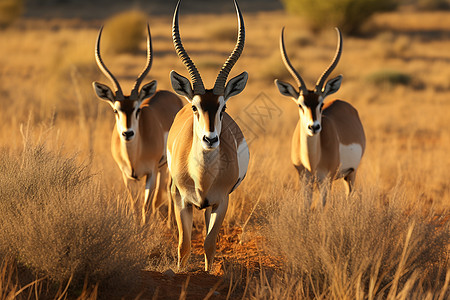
0,0,449,299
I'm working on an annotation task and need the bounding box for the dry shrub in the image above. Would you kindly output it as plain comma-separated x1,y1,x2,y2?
205,23,238,42
261,184,450,298
103,10,148,54
282,0,398,35
366,69,413,87
0,128,166,294
0,0,23,29
417,0,450,10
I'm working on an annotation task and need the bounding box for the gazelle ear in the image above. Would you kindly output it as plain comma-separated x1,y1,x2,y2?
139,80,157,102
322,75,343,98
274,79,299,100
170,70,194,102
93,82,115,104
224,72,248,101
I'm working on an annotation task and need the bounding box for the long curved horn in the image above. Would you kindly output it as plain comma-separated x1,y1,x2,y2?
212,0,245,95
315,28,342,93
95,26,124,98
280,27,308,94
172,0,205,95
131,24,153,98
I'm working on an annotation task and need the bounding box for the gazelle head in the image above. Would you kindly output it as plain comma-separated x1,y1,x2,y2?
275,28,343,136
170,0,248,151
92,25,156,142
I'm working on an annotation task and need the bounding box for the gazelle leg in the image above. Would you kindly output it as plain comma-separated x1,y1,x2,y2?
166,175,174,228
297,167,314,209
204,198,228,272
143,172,157,224
318,178,332,207
344,170,356,197
152,165,170,217
204,206,212,233
172,183,193,271
123,173,141,221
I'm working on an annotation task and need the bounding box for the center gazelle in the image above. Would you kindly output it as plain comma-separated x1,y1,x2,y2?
167,0,249,272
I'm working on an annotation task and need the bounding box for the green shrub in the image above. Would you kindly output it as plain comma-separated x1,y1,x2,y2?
103,10,148,54
282,0,398,35
0,0,23,28
366,69,412,87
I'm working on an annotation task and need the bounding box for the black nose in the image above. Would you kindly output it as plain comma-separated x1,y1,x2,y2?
203,135,218,146
122,131,134,140
308,124,321,133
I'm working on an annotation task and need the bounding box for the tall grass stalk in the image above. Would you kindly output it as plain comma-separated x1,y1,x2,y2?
259,183,449,299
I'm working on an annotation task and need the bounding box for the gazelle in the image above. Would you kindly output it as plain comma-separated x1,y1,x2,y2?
275,27,366,207
93,25,183,224
167,0,249,272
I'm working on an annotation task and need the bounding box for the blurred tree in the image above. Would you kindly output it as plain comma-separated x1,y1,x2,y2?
282,0,398,35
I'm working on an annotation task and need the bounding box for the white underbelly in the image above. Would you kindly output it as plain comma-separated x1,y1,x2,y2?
338,143,362,176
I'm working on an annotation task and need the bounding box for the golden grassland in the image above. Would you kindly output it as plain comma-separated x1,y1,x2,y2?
0,6,449,299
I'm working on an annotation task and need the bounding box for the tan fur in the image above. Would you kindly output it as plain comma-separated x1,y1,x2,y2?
291,99,365,206
111,91,183,223
167,99,248,272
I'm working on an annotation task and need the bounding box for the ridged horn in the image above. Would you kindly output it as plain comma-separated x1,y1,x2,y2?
315,28,342,93
131,24,153,98
212,0,245,95
172,0,205,95
280,27,308,94
95,26,124,98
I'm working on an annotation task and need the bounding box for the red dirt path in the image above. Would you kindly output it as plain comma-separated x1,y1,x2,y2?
138,226,282,299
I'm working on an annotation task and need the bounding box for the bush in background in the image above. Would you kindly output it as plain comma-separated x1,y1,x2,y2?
366,69,412,87
103,10,148,54
282,0,397,35
0,0,23,28
417,0,450,10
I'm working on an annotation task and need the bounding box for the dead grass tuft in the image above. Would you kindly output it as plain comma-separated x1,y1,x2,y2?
0,127,168,294
261,183,450,298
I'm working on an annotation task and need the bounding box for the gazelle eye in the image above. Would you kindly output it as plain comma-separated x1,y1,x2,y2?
191,105,198,112
136,108,141,117
113,109,118,114
320,103,324,110
298,105,304,112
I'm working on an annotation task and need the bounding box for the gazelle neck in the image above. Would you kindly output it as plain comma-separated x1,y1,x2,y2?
299,119,322,173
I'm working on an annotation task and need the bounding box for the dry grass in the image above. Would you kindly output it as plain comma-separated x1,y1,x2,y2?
0,2,449,299
0,126,171,296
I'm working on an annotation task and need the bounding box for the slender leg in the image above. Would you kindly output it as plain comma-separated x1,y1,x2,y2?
166,176,174,228
143,172,157,224
172,184,193,271
296,167,314,209
123,173,141,222
153,165,170,215
344,170,356,197
204,207,212,233
204,197,228,272
318,178,332,207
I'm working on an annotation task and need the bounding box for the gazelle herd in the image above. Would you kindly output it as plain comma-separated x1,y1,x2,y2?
93,0,365,272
